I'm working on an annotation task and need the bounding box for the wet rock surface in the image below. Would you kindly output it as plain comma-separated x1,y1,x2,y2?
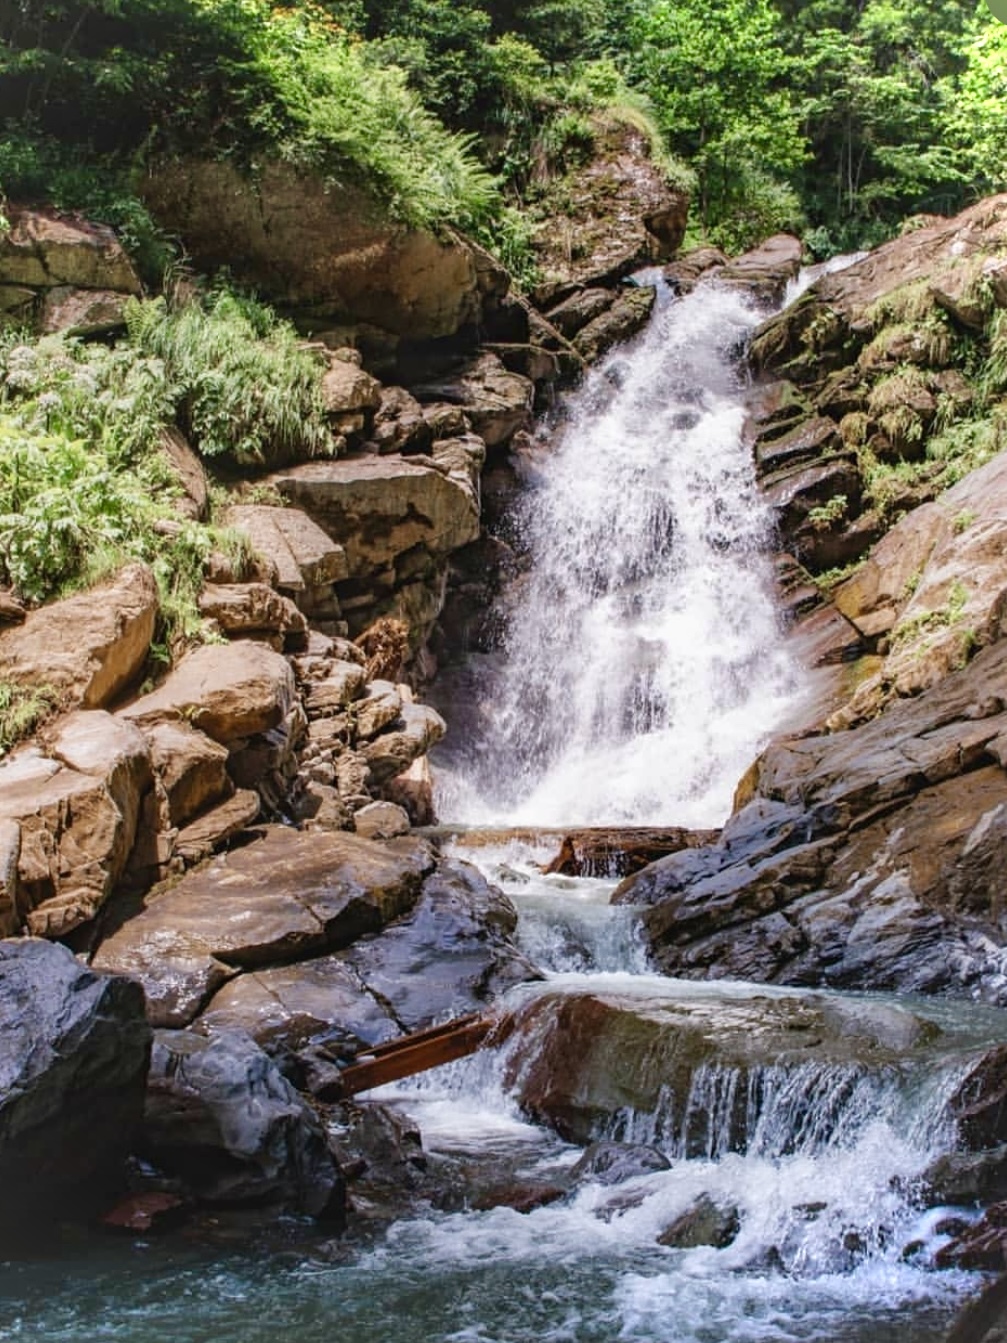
502,980,957,1147
143,1027,343,1217
619,641,1007,1000
0,939,150,1235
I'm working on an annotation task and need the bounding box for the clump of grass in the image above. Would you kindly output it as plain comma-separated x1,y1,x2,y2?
0,681,60,755
125,291,335,470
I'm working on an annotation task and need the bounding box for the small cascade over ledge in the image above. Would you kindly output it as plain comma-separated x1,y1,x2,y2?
434,279,805,830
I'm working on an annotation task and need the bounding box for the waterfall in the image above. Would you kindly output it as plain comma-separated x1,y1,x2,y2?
435,279,804,829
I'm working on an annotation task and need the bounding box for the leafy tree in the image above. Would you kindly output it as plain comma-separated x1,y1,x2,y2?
632,0,805,237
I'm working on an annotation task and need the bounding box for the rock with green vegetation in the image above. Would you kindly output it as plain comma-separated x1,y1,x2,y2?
827,449,1007,726
143,161,485,341
527,117,689,308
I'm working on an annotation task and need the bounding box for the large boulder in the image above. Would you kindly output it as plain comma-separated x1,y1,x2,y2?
503,979,977,1148
142,159,482,339
340,861,541,1031
0,939,150,1235
93,825,436,1026
143,1028,342,1216
0,712,153,937
269,457,481,577
120,640,296,745
0,563,158,710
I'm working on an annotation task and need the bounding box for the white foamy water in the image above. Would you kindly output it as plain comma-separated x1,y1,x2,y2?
435,281,804,829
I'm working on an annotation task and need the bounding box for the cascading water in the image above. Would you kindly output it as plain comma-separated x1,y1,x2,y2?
435,278,804,828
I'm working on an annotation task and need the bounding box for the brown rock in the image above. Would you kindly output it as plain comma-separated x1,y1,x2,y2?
0,205,141,293
93,826,435,1025
716,234,803,304
663,247,729,294
408,352,533,448
0,563,158,709
101,1192,189,1234
353,800,410,840
0,712,152,936
353,681,402,739
200,956,398,1093
223,504,349,596
159,428,208,521
174,788,260,864
269,457,480,578
120,640,296,744
573,286,657,363
0,819,21,936
545,288,616,338
321,352,382,424
38,287,131,336
144,721,231,828
304,660,368,715
528,117,688,305
197,582,292,635
362,703,446,786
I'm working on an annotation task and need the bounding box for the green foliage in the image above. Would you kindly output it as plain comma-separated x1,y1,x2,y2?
632,0,805,236
0,680,59,755
0,311,272,651
125,290,334,469
0,128,173,283
0,0,499,234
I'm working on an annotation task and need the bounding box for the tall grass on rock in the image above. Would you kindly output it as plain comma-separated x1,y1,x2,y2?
126,290,334,470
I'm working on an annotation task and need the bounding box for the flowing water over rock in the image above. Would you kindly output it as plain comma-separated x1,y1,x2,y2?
435,280,803,828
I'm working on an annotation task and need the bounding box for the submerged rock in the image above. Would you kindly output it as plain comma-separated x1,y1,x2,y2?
0,939,150,1236
571,1140,671,1186
657,1194,741,1249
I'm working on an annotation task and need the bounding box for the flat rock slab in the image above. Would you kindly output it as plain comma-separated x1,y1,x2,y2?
503,979,999,1149
0,938,150,1233
94,826,436,1027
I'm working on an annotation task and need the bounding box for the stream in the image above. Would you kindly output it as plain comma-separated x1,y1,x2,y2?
1,270,1001,1341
